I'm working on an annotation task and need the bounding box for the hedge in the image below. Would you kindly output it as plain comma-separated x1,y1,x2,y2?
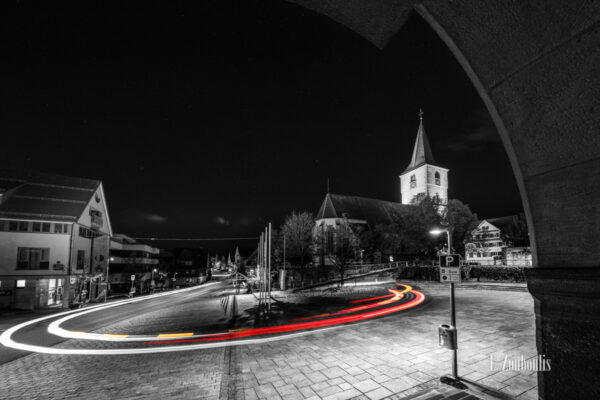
396,265,527,283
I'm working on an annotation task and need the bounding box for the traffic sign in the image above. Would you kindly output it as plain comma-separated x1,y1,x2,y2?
440,267,461,283
440,254,460,267
130,275,135,281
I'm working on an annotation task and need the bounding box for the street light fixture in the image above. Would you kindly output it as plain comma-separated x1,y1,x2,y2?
429,227,464,388
429,228,452,254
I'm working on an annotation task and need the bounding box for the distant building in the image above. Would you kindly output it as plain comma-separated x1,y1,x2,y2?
465,216,531,266
0,169,112,309
109,234,159,295
158,248,207,287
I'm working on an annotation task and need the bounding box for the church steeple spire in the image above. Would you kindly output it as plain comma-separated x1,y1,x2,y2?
404,108,435,172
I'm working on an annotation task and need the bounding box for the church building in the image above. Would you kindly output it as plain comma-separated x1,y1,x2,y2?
315,112,449,231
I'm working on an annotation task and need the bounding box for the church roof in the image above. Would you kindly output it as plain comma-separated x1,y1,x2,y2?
404,117,435,173
316,193,412,227
0,168,101,222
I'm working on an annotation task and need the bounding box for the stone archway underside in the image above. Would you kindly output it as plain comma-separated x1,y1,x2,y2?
286,1,600,399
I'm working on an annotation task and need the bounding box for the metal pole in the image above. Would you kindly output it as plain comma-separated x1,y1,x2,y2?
104,260,109,303
259,235,263,309
268,222,272,313
448,229,458,380
264,227,268,310
450,281,457,379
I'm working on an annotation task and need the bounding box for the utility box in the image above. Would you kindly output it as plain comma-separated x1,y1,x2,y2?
439,324,457,349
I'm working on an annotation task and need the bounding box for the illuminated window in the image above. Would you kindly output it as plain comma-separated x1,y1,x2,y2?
410,175,416,188
435,171,441,186
16,280,26,288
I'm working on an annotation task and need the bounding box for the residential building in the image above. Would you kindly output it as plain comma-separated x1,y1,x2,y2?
465,216,532,266
0,169,112,309
108,234,160,295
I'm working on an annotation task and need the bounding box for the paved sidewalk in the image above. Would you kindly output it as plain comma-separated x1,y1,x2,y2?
0,285,537,400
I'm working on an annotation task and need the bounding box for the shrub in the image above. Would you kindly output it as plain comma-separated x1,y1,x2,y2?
396,265,526,282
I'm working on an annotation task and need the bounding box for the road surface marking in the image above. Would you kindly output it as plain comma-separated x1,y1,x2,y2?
157,333,194,338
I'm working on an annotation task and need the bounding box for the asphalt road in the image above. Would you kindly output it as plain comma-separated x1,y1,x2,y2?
0,278,230,365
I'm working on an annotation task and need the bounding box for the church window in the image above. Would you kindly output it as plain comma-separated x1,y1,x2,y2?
435,171,441,186
410,175,416,188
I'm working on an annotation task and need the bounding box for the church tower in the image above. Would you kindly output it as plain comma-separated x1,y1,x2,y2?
399,110,449,204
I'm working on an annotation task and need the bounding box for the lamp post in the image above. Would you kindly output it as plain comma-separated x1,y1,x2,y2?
105,256,114,303
151,268,157,293
430,227,463,387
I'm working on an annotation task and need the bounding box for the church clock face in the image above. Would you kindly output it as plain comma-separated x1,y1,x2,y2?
410,175,416,188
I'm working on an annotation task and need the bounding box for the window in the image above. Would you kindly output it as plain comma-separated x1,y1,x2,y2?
8,221,18,231
16,280,26,288
90,208,103,227
410,175,416,188
18,221,29,232
42,223,51,232
77,250,86,270
435,171,441,186
79,226,99,238
54,223,64,233
32,222,41,232
16,248,50,269
0,220,5,231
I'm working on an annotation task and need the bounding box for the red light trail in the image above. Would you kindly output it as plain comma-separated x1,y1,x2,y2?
143,284,425,345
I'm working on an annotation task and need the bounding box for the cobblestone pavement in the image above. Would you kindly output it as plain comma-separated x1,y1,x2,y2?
0,285,537,400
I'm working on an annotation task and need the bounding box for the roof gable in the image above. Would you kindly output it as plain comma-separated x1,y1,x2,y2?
316,193,338,219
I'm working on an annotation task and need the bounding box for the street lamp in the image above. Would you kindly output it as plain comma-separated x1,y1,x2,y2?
429,228,452,254
151,268,158,293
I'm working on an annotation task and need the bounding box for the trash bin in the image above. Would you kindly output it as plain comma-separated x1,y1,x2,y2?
439,324,458,349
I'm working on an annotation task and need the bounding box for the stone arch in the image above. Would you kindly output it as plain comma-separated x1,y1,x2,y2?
286,1,600,399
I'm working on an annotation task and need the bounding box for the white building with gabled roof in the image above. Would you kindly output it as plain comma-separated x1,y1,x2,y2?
0,169,112,309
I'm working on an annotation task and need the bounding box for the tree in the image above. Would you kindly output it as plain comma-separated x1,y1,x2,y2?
281,211,314,267
313,221,360,286
502,213,529,246
441,199,478,254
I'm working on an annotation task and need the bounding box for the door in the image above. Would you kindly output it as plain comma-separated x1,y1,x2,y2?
47,279,56,305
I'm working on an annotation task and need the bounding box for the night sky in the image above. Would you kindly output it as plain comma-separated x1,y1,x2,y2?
2,1,522,255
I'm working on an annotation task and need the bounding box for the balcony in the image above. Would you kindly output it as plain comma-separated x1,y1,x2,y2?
109,256,159,265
